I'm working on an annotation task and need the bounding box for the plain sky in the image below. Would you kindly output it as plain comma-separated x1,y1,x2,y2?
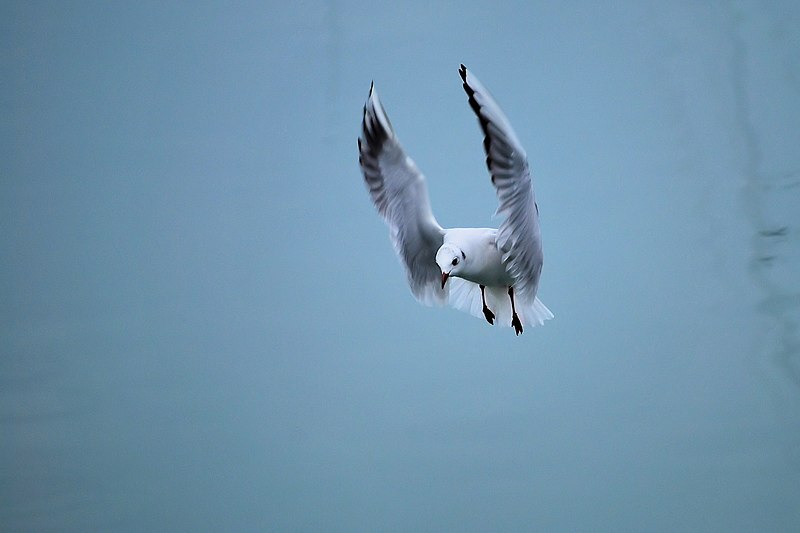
2,1,799,531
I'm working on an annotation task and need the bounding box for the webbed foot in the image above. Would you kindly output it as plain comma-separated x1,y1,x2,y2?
511,313,523,336
482,306,495,325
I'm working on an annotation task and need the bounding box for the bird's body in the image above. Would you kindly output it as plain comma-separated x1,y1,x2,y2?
358,65,553,335
442,228,512,287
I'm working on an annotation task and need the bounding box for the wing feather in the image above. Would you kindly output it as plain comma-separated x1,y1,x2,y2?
458,65,544,303
359,84,447,306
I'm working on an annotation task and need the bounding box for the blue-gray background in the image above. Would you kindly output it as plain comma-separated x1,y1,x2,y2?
3,1,800,531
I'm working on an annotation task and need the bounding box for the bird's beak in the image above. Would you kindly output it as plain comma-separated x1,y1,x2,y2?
441,271,449,289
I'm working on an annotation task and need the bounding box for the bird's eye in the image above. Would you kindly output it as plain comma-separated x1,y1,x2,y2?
451,258,458,266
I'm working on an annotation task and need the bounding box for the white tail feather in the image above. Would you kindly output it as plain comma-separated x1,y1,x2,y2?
447,278,553,328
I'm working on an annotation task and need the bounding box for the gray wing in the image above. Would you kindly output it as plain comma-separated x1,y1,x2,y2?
358,83,447,306
459,64,543,302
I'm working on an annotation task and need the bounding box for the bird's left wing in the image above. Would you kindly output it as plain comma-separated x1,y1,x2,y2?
459,65,543,303
359,83,447,306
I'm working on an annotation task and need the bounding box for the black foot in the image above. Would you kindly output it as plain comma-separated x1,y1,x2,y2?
511,313,523,336
482,306,495,325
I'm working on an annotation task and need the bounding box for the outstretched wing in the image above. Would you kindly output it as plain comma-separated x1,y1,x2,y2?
459,64,544,302
359,83,447,306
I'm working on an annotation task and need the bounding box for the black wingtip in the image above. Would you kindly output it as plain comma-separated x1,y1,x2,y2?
369,80,374,96
459,65,474,100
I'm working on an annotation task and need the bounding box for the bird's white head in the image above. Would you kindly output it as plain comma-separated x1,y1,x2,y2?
436,243,467,288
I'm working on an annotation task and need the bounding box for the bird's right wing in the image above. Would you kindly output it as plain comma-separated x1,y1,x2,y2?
359,84,447,306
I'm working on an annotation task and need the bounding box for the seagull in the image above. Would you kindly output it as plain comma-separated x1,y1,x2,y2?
358,64,553,335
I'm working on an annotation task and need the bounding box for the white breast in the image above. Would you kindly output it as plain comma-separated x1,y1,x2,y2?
444,228,514,287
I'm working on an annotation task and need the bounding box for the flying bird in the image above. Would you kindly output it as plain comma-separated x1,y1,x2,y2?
358,65,553,335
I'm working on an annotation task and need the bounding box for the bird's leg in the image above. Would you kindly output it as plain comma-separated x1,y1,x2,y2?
508,287,523,335
480,285,495,325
